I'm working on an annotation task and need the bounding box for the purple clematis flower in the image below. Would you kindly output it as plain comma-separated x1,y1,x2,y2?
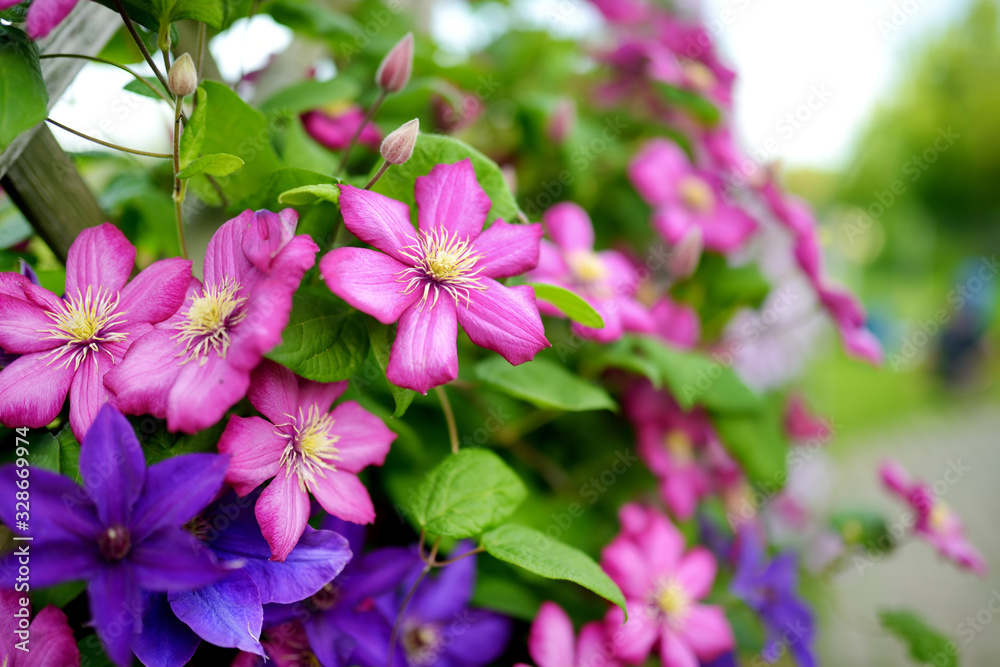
629,139,756,254
730,529,816,667
106,209,318,433
0,404,230,666
132,490,353,667
0,0,78,39
0,589,80,667
303,106,381,152
321,159,550,394
526,202,654,343
0,223,191,439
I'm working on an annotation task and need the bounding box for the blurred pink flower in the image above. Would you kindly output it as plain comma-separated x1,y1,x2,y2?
0,0,78,39
302,107,381,152
515,601,619,667
783,393,831,443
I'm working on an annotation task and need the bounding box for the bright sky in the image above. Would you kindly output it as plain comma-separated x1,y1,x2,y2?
49,0,975,171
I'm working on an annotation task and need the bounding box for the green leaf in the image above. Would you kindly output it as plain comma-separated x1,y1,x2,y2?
474,356,617,413
55,426,81,483
410,449,527,538
249,168,340,212
150,0,227,28
652,82,721,126
831,508,892,549
367,321,415,418
32,433,60,473
266,0,360,43
139,418,224,465
279,184,341,206
632,336,762,414
123,76,170,100
179,87,208,169
880,610,959,667
481,524,627,616
32,580,86,611
372,134,521,225
261,77,360,115
529,283,604,329
0,26,48,150
176,153,244,179
265,286,370,382
713,410,787,489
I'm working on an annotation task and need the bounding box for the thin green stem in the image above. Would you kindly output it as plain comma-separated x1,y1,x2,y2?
364,160,391,190
40,54,172,104
336,89,386,175
172,99,189,259
432,546,485,566
111,0,171,95
46,119,172,158
435,386,459,454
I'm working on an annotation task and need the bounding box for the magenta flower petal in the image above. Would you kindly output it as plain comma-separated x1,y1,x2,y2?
653,205,698,245
218,415,287,496
660,627,699,667
103,329,179,421
528,602,575,667
703,204,757,252
321,248,420,325
168,353,252,433
68,346,119,439
679,606,734,661
79,403,145,527
18,604,81,667
605,603,659,663
414,159,491,239
247,361,301,423
130,453,231,542
674,547,716,599
339,185,419,261
629,139,689,206
296,376,348,413
469,220,543,279
117,257,193,323
242,209,298,274
308,468,376,524
543,202,595,253
535,240,570,278
457,282,549,365
65,223,135,297
303,108,380,151
387,299,459,394
256,466,311,562
0,353,73,428
202,212,256,290
601,538,651,599
325,401,394,473
0,292,60,354
25,0,81,39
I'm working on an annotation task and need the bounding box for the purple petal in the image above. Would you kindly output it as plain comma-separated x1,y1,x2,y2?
65,223,135,298
132,593,201,667
25,0,80,39
338,185,418,262
410,544,476,621
0,291,59,354
414,159,491,240
338,547,420,603
0,466,100,543
117,258,192,325
542,202,594,252
168,569,265,655
88,564,144,667
104,329,182,422
302,613,357,667
320,247,419,325
130,527,228,592
4,539,100,589
249,529,352,604
470,220,543,279
319,515,367,558
456,282,549,365
386,298,459,394
0,352,73,429
327,401,395,474
80,404,145,527
445,608,512,665
130,453,230,543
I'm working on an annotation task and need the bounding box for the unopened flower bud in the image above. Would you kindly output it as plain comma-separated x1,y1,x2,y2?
547,98,576,144
380,119,419,164
376,33,414,93
668,228,703,280
168,53,198,97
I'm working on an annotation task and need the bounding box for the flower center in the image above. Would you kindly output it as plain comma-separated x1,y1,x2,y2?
402,622,443,665
39,286,127,370
306,582,340,612
567,250,608,284
678,176,715,215
680,59,717,92
173,278,248,364
397,228,486,307
665,430,695,466
278,404,341,491
929,502,951,532
98,524,132,561
656,578,691,623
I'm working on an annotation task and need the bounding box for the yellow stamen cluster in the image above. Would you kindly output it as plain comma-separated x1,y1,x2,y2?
656,578,692,624
173,279,247,364
665,430,695,466
678,176,715,215
929,502,951,532
567,250,608,284
398,227,486,308
39,286,127,370
277,404,342,491
680,59,717,92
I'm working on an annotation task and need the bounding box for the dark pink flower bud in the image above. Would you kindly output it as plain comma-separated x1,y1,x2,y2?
668,228,703,280
376,33,414,93
380,119,419,164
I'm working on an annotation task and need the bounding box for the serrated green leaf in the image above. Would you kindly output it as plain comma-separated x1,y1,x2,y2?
176,153,244,179
529,283,604,329
0,26,48,150
372,134,521,225
261,77,360,115
279,184,341,206
266,286,370,382
367,321,415,417
880,610,959,667
481,524,627,616
410,449,526,538
474,356,617,413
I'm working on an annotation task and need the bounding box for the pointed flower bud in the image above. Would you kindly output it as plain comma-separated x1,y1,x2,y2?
668,227,703,280
376,33,414,93
380,118,420,165
168,53,198,98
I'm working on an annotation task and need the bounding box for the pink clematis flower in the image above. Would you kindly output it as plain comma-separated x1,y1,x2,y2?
0,223,190,439
105,209,318,433
650,297,700,350
629,139,756,254
601,504,734,666
0,590,80,667
515,601,620,667
321,159,549,394
880,459,987,576
218,360,395,561
817,284,883,365
0,0,78,39
302,106,381,152
526,202,654,343
783,393,832,443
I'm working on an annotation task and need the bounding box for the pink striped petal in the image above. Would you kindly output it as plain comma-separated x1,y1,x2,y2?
320,247,418,324
528,602,575,667
26,0,81,40
104,330,180,421
247,360,300,424
470,220,543,279
674,547,716,600
218,415,287,496
0,352,73,429
68,346,121,441
679,605,734,660
0,292,59,354
65,223,135,298
21,605,81,667
296,377,347,413
308,469,376,524
168,355,251,434
257,465,311,562
457,282,549,365
387,298,458,394
660,627,699,667
415,159,491,240
118,257,192,325
327,401,394,473
339,185,418,262
629,139,689,206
